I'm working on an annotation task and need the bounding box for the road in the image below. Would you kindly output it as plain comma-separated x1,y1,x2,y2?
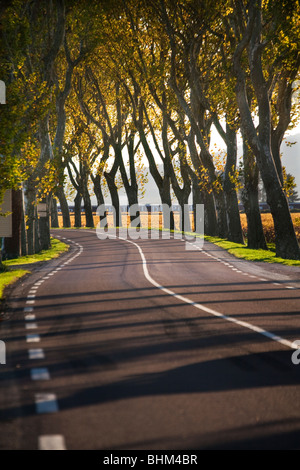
1,228,300,450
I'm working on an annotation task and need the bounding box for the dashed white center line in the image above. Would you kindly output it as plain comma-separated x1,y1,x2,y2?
29,348,45,359
38,435,66,450
35,393,58,414
20,234,84,451
25,314,36,321
26,334,40,343
31,368,50,381
24,307,34,313
25,322,38,329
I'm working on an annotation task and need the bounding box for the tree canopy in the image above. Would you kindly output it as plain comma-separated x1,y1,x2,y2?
1,0,299,259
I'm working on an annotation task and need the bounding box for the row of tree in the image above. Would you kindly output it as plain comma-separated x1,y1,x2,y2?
0,0,300,260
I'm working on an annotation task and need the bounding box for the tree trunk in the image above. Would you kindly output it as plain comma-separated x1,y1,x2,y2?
158,178,175,231
83,184,94,227
34,206,41,253
0,244,3,272
50,196,59,228
21,197,27,256
233,2,300,259
241,137,267,249
38,197,51,251
104,171,122,227
92,173,108,228
223,123,244,244
214,189,229,239
187,131,218,236
117,144,141,227
74,192,82,227
56,185,71,228
179,201,191,233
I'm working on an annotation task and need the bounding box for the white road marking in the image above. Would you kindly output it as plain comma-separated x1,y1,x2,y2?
26,334,40,343
25,322,38,329
38,435,66,450
31,368,50,380
29,349,45,359
35,393,58,413
25,314,36,321
24,307,34,313
104,234,299,351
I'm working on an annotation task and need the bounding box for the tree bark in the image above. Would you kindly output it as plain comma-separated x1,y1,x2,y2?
138,103,174,230
50,196,59,228
82,184,94,227
56,185,71,228
37,195,51,252
91,172,108,228
223,122,244,244
187,131,218,236
74,192,82,227
104,167,122,228
233,1,300,259
241,137,267,249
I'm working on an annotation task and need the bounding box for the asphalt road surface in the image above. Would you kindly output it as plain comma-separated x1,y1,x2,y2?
1,228,300,450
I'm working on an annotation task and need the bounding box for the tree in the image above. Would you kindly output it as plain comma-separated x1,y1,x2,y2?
230,0,300,259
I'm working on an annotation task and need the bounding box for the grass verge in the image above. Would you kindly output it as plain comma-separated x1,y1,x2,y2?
0,238,69,300
0,268,30,300
204,235,300,267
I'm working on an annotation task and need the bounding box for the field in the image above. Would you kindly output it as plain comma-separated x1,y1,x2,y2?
240,213,300,244
56,212,300,244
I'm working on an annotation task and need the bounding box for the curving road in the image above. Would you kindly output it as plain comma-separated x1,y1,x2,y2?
1,228,300,450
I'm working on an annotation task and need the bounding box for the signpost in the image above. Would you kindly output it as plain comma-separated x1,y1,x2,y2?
0,190,12,237
0,80,5,104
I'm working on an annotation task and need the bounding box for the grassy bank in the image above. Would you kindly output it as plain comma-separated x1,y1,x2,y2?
204,235,300,267
0,238,69,300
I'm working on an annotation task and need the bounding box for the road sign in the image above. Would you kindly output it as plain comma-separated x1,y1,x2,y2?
37,203,47,217
0,190,12,237
0,80,6,104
